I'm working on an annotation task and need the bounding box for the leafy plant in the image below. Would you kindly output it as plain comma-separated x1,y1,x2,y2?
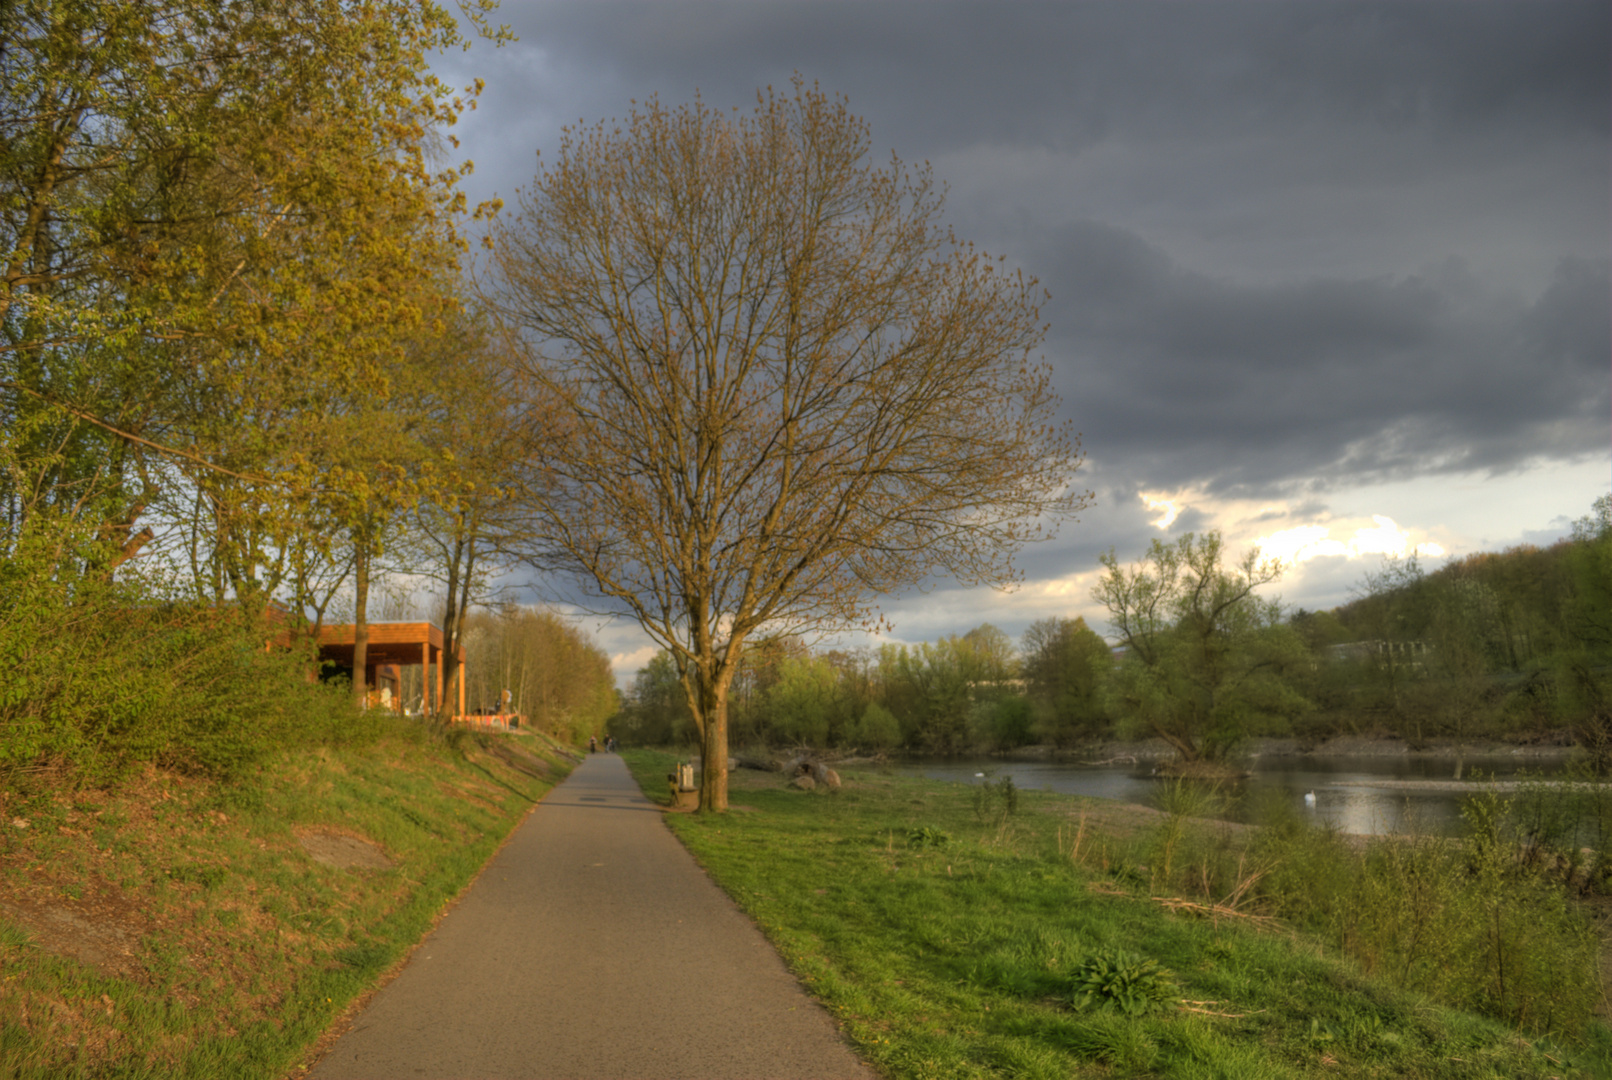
1069,949,1179,1016
906,826,951,848
972,774,1019,822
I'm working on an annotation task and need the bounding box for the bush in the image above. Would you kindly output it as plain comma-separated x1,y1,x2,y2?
1238,795,1605,1037
1504,766,1612,894
851,702,901,750
1122,781,1607,1037
972,773,1019,822
0,515,369,787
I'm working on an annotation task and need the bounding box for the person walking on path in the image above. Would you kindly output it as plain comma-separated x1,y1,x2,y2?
307,754,875,1080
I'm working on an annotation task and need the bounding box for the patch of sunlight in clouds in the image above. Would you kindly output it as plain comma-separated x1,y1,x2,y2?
1255,515,1447,565
1040,569,1103,599
1140,491,1182,529
1129,490,1446,566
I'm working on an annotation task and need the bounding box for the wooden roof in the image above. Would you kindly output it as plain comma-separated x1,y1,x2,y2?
315,621,464,667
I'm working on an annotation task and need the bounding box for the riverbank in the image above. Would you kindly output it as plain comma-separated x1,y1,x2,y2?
626,749,1612,1078
987,733,1583,765
0,724,576,1079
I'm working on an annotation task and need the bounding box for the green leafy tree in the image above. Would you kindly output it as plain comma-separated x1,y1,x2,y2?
971,693,1035,750
0,0,511,781
1095,532,1309,761
1329,555,1438,740
763,654,848,747
1560,495,1612,770
621,651,696,746
877,641,975,754
1021,616,1113,744
2,0,501,588
459,606,616,741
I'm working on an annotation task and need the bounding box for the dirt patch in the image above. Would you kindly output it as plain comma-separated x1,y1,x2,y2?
294,829,393,870
0,891,146,979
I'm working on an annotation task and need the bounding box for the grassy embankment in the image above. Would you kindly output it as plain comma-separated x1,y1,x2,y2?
0,722,578,1079
621,749,1611,1079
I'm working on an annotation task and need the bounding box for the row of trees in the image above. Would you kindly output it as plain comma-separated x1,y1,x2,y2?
617,617,1119,754
0,1,621,778
618,498,1612,772
1298,495,1612,769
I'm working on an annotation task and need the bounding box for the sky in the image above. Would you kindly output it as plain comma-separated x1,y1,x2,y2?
432,0,1611,684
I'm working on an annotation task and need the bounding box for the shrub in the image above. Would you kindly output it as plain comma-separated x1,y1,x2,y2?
972,774,1019,822
852,702,901,750
0,515,370,787
1240,794,1605,1037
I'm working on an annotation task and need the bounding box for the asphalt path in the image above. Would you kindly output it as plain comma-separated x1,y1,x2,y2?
308,753,876,1080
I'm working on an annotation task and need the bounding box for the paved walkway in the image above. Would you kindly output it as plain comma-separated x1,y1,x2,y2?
309,754,876,1080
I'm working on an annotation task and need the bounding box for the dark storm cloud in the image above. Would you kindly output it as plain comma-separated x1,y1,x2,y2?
499,0,1608,149
1036,221,1610,495
450,0,1607,582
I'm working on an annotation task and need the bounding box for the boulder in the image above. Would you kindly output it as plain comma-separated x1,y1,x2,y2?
806,762,841,789
789,774,817,791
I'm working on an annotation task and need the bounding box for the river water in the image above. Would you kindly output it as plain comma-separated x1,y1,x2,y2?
892,754,1576,836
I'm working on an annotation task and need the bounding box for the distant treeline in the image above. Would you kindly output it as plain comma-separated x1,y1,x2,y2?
451,606,618,741
619,497,1612,770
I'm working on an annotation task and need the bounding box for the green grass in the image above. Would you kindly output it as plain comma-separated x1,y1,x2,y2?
0,721,578,1079
621,749,1611,1079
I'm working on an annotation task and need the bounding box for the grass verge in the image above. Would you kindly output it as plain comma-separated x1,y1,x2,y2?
621,748,1610,1079
0,721,578,1079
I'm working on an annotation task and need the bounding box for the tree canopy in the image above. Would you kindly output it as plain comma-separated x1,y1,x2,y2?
1095,532,1308,761
488,82,1086,808
2,0,499,584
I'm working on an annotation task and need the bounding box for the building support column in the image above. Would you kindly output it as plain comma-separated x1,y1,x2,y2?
421,641,431,716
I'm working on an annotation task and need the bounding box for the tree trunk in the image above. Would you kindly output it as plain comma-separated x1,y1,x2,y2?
447,528,476,719
699,678,730,812
435,522,470,718
352,541,371,710
1151,721,1199,762
441,527,461,703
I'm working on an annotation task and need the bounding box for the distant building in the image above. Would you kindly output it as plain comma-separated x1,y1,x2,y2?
1322,639,1430,672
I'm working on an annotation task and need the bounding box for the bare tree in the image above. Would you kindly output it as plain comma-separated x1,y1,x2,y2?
488,82,1087,810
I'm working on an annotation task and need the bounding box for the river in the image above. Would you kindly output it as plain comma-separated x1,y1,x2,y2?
892,753,1588,836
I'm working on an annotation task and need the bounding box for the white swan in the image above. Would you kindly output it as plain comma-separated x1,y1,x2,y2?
1304,790,1317,807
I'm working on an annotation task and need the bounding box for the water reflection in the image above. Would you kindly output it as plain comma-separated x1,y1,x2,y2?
894,755,1562,836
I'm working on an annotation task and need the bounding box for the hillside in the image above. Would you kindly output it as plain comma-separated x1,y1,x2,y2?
0,724,576,1079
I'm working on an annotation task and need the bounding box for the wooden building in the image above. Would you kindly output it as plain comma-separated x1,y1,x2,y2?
314,621,465,717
